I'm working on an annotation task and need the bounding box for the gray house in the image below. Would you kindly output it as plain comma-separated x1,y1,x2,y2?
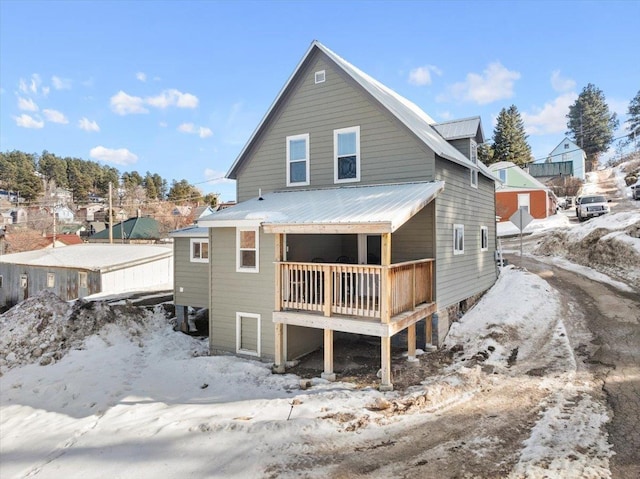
198,41,497,390
0,244,173,309
169,225,209,329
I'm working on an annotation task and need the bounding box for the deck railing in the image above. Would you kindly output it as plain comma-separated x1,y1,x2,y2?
276,259,434,322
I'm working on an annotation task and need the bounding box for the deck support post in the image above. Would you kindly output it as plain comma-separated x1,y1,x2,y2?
273,322,286,374
321,328,336,381
407,323,418,362
425,313,435,350
380,336,393,391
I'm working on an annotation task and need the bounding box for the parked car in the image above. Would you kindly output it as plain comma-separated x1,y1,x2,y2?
631,181,640,200
575,195,610,221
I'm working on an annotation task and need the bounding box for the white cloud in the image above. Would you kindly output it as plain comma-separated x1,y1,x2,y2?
203,168,233,184
550,71,576,92
51,76,72,90
522,92,577,135
43,109,69,124
146,89,199,109
136,72,147,82
408,65,442,86
18,74,49,97
78,117,100,132
17,97,38,112
110,90,149,115
178,122,213,138
89,146,138,166
437,62,520,105
14,114,44,129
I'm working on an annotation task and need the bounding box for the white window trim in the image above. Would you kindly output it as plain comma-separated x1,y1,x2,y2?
481,226,489,252
78,272,88,289
334,126,361,184
190,238,209,263
470,140,478,166
314,70,325,84
453,224,464,255
470,168,478,188
236,227,259,273
236,312,261,357
47,272,55,288
286,133,310,187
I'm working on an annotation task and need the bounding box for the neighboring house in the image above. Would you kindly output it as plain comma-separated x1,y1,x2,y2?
489,162,558,221
43,234,84,248
169,225,209,329
193,205,216,219
530,137,586,181
0,244,173,307
54,205,75,224
76,204,103,222
53,187,74,205
1,211,12,227
196,41,497,390
87,217,162,244
10,208,27,225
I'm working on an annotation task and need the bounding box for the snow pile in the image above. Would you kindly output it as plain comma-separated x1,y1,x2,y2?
0,290,173,373
497,212,572,237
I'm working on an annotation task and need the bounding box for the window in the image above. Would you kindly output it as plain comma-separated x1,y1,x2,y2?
236,312,261,357
564,143,569,149
314,70,325,84
453,224,464,255
0,275,3,288
470,140,478,165
47,273,55,288
286,134,310,186
562,153,569,161
190,239,209,263
237,228,259,273
20,274,27,289
481,226,489,251
334,126,360,183
470,169,478,188
78,272,88,289
517,193,530,213
498,169,507,182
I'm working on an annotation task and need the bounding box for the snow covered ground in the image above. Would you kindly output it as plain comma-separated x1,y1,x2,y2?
1,164,638,478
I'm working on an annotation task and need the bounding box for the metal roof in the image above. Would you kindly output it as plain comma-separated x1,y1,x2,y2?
89,217,161,240
432,116,484,142
198,181,444,234
169,225,208,238
226,41,494,181
0,244,172,271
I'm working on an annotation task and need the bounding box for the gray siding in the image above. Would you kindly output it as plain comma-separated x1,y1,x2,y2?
449,138,471,160
173,237,209,309
0,264,100,308
433,158,497,309
391,203,436,263
236,51,436,202
209,227,323,360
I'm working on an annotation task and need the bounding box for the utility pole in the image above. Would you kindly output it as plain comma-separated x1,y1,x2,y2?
108,182,113,244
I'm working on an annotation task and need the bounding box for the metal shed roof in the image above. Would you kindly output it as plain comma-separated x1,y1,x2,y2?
0,244,172,271
198,181,444,234
432,116,484,142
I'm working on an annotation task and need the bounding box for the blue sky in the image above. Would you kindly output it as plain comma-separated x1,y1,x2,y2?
1,0,638,201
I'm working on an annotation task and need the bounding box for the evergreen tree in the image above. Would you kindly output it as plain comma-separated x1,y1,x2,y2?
477,143,494,165
144,172,159,200
566,83,619,171
491,105,532,167
38,151,68,188
168,179,201,203
626,89,640,145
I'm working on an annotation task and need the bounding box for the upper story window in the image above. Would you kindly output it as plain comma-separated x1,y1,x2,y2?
190,238,209,263
286,133,310,187
453,224,464,255
564,143,569,149
498,169,507,182
237,227,259,273
470,140,478,165
314,70,325,84
334,126,360,183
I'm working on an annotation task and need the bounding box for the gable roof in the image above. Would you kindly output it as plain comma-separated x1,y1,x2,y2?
89,217,161,240
432,116,484,143
489,161,549,191
548,137,585,157
45,234,83,246
226,41,494,181
198,181,444,234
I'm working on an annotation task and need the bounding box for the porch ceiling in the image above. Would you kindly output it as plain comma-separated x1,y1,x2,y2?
198,181,444,234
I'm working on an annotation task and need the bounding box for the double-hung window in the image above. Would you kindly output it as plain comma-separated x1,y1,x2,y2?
498,169,507,182
286,134,310,186
190,239,209,263
470,140,478,188
453,224,464,255
481,226,489,251
334,126,360,183
237,227,259,273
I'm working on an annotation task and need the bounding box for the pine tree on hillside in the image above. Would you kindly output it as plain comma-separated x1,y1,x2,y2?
490,105,532,167
626,90,640,147
566,83,619,171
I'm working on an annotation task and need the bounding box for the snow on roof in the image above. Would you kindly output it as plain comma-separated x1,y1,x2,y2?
168,225,208,238
0,244,172,271
227,41,494,181
198,181,444,233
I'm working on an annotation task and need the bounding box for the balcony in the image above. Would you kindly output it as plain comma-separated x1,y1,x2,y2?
274,258,436,337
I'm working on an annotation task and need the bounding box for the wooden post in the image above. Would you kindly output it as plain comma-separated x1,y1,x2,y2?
425,313,433,349
323,265,332,317
273,234,286,373
380,336,393,391
321,328,336,381
407,323,418,362
381,233,392,324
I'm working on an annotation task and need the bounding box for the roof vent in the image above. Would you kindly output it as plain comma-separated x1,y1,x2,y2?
315,70,325,84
